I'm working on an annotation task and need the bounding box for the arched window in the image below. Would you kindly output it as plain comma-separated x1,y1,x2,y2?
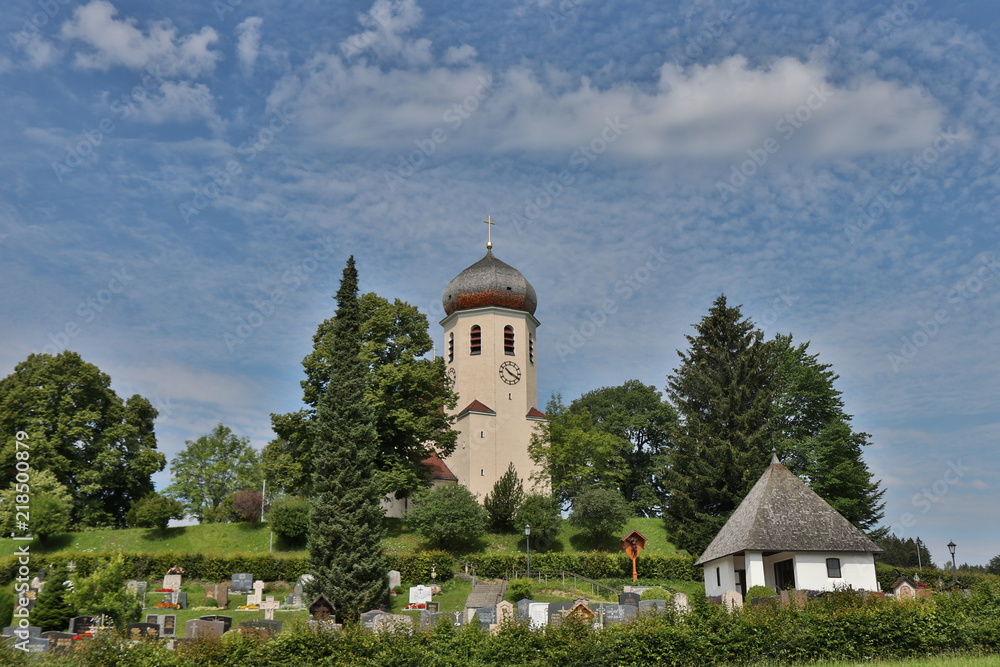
470,325,481,355
529,333,535,364
448,332,454,362
504,325,515,355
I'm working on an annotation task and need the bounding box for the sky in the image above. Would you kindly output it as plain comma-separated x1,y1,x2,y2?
1,0,998,567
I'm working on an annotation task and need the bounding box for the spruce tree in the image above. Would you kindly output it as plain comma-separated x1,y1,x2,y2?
484,463,525,532
306,257,388,623
30,567,73,632
663,295,779,555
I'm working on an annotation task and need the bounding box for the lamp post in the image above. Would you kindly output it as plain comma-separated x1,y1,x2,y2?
524,525,531,578
947,541,957,588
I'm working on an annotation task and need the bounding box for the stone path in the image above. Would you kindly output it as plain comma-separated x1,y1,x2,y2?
463,578,505,612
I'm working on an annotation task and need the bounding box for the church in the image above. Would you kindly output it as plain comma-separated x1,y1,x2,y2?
383,222,546,516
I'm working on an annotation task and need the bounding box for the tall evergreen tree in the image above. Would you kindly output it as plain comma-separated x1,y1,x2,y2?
663,295,779,555
30,567,73,632
306,257,388,623
483,463,525,532
772,334,886,536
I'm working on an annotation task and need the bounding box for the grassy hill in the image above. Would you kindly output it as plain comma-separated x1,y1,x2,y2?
0,517,680,559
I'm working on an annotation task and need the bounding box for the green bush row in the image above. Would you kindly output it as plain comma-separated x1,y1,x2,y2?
464,552,700,581
875,562,1000,591
4,585,999,666
0,551,454,585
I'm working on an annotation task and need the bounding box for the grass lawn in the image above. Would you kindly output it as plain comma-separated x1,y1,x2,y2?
0,516,681,560
773,657,1000,667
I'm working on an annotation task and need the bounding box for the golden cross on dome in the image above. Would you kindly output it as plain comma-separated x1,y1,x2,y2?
483,215,494,250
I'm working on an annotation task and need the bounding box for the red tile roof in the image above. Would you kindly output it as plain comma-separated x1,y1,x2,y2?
458,400,495,416
421,450,458,482
526,407,546,419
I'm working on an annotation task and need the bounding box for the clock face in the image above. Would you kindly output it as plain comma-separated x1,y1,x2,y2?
499,361,521,385
447,367,456,382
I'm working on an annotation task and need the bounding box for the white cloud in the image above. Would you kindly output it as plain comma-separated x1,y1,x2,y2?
60,0,220,77
23,37,59,69
235,16,263,76
340,0,431,66
443,44,477,66
130,81,219,125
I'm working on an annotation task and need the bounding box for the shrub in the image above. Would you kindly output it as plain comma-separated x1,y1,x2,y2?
407,485,488,550
514,493,561,551
127,493,185,532
204,596,219,607
267,496,311,544
233,489,266,524
0,588,13,630
640,586,672,601
746,585,776,602
506,578,533,602
569,488,630,544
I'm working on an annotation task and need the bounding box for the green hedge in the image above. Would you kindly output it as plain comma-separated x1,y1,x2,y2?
2,585,998,665
466,552,699,581
875,562,1000,591
0,551,455,585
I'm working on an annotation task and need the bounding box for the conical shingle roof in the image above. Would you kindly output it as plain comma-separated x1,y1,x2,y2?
695,455,882,565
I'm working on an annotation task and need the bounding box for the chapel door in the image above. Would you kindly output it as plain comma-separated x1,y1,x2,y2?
773,559,795,590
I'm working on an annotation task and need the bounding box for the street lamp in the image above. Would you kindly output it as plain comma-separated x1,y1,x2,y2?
524,525,531,577
947,541,957,588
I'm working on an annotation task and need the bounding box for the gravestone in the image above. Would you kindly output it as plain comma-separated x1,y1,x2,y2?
161,614,177,637
372,614,413,634
618,592,641,608
128,622,160,640
528,602,549,629
308,594,335,622
424,601,440,612
199,615,232,633
18,636,48,653
408,585,432,605
566,601,595,624
516,598,537,620
230,573,253,592
240,619,282,637
475,606,497,627
673,592,690,613
204,583,228,608
723,589,743,611
247,580,266,606
547,602,573,627
420,610,461,631
145,614,159,625
69,616,96,635
126,580,147,597
261,596,280,621
42,631,75,653
495,600,514,624
599,604,636,626
639,599,669,614
185,619,225,640
788,589,808,609
3,626,41,638
361,609,387,629
388,570,401,589
162,573,182,591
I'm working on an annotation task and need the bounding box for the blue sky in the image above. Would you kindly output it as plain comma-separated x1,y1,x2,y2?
2,0,998,566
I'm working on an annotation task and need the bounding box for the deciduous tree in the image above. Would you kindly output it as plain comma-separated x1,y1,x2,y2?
569,488,631,545
407,484,488,550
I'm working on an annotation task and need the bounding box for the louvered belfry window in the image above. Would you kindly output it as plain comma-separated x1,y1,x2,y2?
504,325,515,355
470,325,482,355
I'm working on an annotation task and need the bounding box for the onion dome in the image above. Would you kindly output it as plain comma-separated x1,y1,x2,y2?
442,251,537,316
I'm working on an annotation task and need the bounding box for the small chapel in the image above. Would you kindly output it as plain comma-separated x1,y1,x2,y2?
383,220,546,516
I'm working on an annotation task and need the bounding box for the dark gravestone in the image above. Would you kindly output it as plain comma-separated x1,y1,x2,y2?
128,623,160,640
240,619,282,638
308,594,336,622
548,602,573,626
42,631,75,653
424,601,439,612
639,599,668,614
618,592,640,608
145,614,159,625
474,606,496,627
361,610,387,629
516,598,539,620
171,591,188,609
69,616,96,635
161,615,177,637
420,611,462,631
199,615,231,633
186,619,225,639
599,604,636,626
18,636,49,653
231,573,254,592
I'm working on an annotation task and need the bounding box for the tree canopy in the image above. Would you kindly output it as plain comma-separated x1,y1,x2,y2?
0,351,166,527
164,423,260,523
270,292,456,498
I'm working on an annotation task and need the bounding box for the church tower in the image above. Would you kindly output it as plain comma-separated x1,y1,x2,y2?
440,222,546,499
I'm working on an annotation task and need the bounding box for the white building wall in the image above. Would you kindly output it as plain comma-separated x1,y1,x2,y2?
701,555,738,597
792,552,878,592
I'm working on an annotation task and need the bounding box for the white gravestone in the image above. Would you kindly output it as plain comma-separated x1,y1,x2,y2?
723,590,743,611
261,596,280,621
388,570,402,589
528,602,549,629
408,585,432,605
162,574,182,591
673,592,690,613
247,580,266,606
